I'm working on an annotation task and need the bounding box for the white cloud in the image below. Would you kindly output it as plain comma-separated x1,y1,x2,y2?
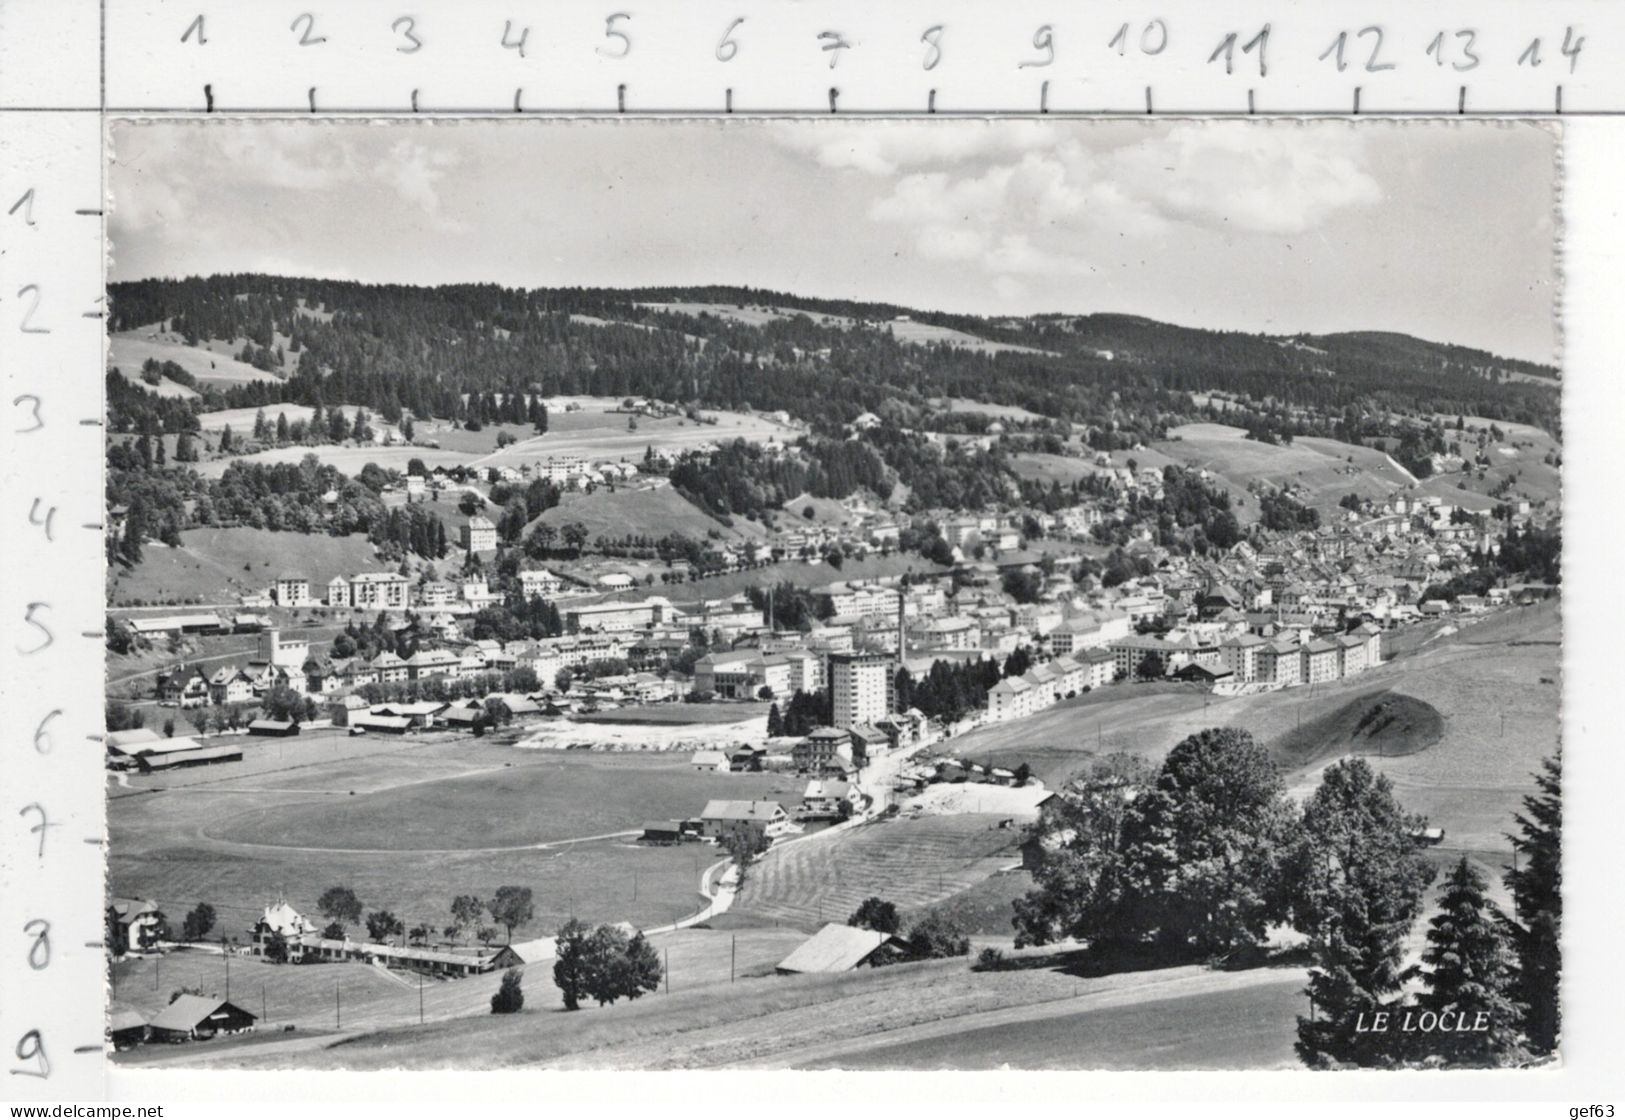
1111,124,1382,235
776,120,1059,176
846,122,1380,288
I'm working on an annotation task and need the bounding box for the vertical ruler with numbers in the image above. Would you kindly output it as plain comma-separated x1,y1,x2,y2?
0,0,108,1102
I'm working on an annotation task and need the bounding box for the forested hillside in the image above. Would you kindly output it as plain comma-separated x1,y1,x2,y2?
109,276,1560,439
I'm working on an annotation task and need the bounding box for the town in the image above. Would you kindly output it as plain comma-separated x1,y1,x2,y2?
103,276,1562,1071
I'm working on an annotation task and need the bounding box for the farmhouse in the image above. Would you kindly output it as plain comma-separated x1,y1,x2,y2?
775,923,911,974
700,799,791,842
149,995,258,1043
690,749,729,772
247,719,299,737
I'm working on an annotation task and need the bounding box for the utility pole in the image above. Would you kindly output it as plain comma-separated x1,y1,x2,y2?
731,934,736,983
261,983,266,1024
224,941,230,1001
664,947,670,994
336,982,341,1029
419,970,424,1024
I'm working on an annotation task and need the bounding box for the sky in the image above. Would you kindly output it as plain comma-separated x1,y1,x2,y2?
109,117,1559,364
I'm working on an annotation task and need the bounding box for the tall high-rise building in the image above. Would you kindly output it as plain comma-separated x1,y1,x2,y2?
829,651,895,729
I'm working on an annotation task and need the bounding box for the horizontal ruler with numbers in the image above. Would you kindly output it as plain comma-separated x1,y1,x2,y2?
2,0,1624,114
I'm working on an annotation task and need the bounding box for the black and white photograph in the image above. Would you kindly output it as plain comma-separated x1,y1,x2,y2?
100,117,1562,1072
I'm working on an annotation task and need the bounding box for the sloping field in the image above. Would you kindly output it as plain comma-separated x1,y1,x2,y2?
639,301,1049,356
109,527,381,606
471,408,800,469
907,869,1033,936
207,948,1298,1071
1413,415,1562,510
933,398,1054,422
526,485,755,542
727,815,1021,932
194,404,374,433
110,331,282,387
1155,423,1415,521
947,602,1559,858
798,973,1304,1071
1008,452,1099,485
1010,446,1184,488
637,301,859,329
884,319,1053,356
946,682,1214,783
192,444,469,479
1284,603,1560,855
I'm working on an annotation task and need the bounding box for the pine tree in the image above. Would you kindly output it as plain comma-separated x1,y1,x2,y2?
766,703,785,738
1504,752,1561,1053
253,408,268,440
1417,856,1523,1065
